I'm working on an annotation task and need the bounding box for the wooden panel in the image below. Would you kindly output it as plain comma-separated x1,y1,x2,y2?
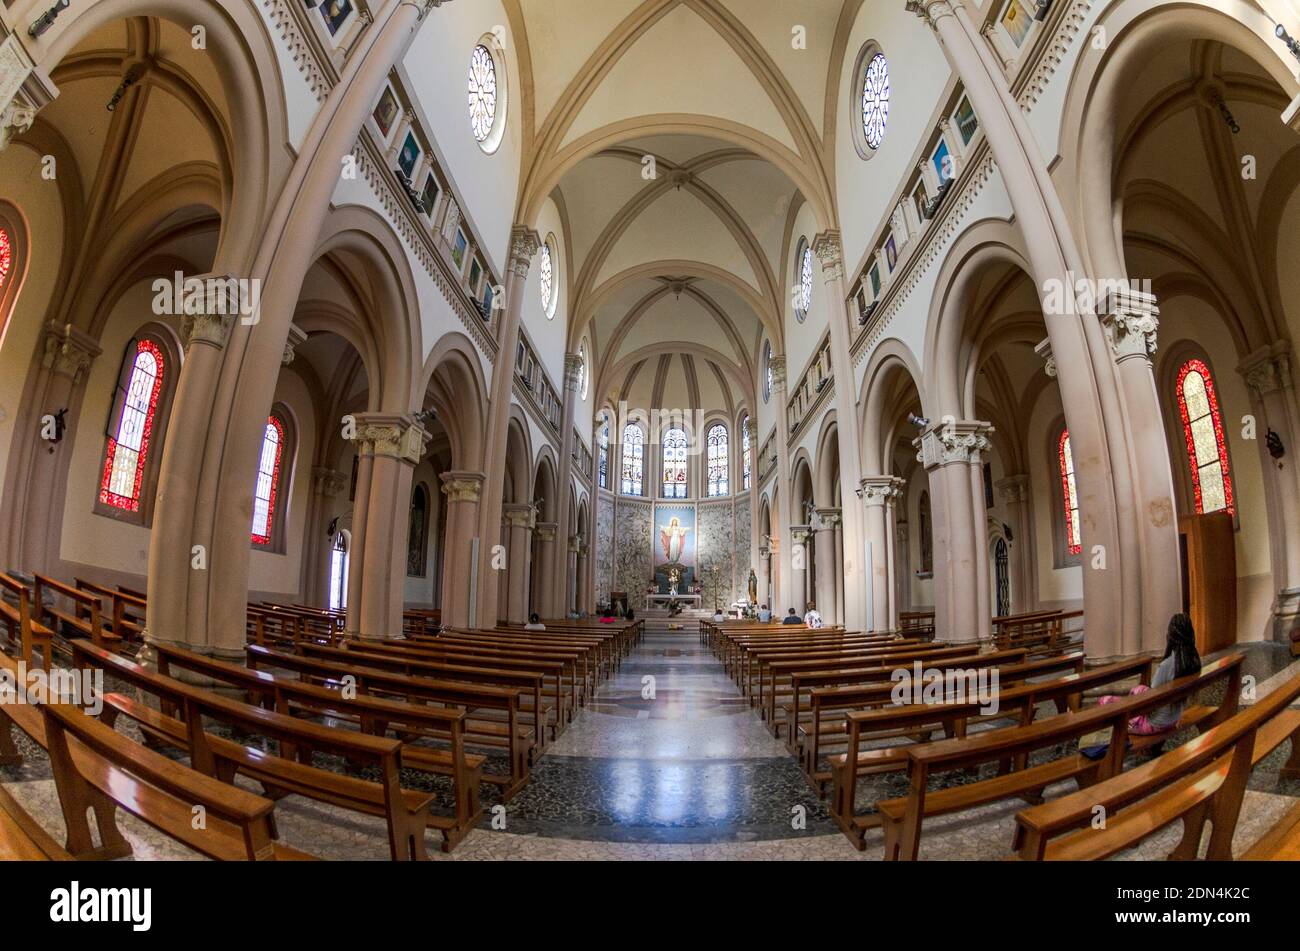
1178,511,1236,654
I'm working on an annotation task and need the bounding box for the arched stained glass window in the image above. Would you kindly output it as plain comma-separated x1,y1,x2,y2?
100,339,165,512
578,341,588,400
741,415,752,491
763,342,773,403
468,44,498,145
597,416,609,489
706,424,729,497
0,228,11,291
250,415,285,545
539,241,554,316
1176,358,1234,515
861,52,891,151
1058,429,1081,556
662,427,688,498
329,531,350,612
918,490,933,574
621,423,644,496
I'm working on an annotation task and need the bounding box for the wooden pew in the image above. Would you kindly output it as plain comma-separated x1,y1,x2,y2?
1013,669,1300,860
32,574,123,653
247,644,533,800
827,655,1156,847
0,650,306,860
876,654,1244,860
72,641,446,860
1245,800,1300,860
0,571,54,668
74,579,146,643
0,784,73,860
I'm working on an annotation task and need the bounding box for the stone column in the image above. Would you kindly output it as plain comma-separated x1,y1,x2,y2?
907,0,1142,658
475,227,542,625
533,522,559,618
439,471,485,630
789,525,813,615
860,477,895,631
303,466,348,605
1239,344,1300,638
914,420,995,640
884,478,907,628
551,352,583,616
352,415,428,639
1099,289,1181,643
996,474,1034,614
502,503,535,624
567,534,582,615
770,356,793,610
813,508,842,624
812,231,869,631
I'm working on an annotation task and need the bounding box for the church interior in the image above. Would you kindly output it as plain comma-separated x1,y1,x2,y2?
1,0,1300,869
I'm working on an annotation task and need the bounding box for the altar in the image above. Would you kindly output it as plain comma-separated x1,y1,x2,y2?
645,593,702,610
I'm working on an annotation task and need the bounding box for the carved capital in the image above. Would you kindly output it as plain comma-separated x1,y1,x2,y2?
1035,337,1056,379
859,476,895,507
41,323,101,385
915,420,995,469
1098,288,1160,362
349,413,429,464
283,323,307,366
440,470,485,503
0,35,55,153
535,522,558,544
312,467,348,498
996,473,1030,505
790,525,813,546
812,230,844,283
569,534,584,553
509,226,542,279
563,352,584,391
813,507,842,531
769,355,788,393
503,503,536,530
905,0,957,29
1238,344,1293,397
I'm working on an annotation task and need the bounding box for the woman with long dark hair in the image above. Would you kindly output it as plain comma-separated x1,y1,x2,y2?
1098,613,1202,735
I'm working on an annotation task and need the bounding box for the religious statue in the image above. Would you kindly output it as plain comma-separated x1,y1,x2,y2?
659,516,692,565
667,565,682,597
748,568,758,605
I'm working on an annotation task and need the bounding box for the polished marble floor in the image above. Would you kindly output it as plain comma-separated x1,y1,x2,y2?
2,625,1298,860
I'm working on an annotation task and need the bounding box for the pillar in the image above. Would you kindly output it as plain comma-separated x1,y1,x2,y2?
439,471,485,630
551,352,583,617
996,474,1035,614
813,508,841,624
502,503,534,624
770,356,793,610
533,522,558,618
884,478,906,628
303,466,348,605
860,477,894,632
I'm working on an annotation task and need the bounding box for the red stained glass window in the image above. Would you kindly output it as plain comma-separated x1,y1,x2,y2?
0,228,11,290
1176,358,1234,516
251,415,285,545
100,339,164,512
1058,429,1081,556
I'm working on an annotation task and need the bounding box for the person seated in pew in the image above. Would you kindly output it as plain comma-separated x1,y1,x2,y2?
712,608,726,623
782,608,802,626
757,604,772,623
804,602,823,630
599,609,616,625
1098,613,1202,735
525,613,546,631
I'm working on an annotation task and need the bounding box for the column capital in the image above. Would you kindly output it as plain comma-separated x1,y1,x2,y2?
914,420,995,469
509,226,542,279
790,524,813,545
859,476,896,506
312,467,348,499
440,470,485,503
1035,337,1056,379
282,323,308,366
1098,288,1160,362
813,507,842,530
1238,342,1293,397
348,413,430,463
563,352,584,391
175,273,251,350
0,34,57,153
769,355,788,392
905,0,957,29
996,473,1030,505
502,502,536,529
812,231,844,283
568,534,584,553
40,322,101,385
535,521,558,544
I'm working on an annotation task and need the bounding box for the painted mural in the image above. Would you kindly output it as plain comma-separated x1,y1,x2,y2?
614,499,653,597
653,504,696,593
697,501,734,608
596,492,615,603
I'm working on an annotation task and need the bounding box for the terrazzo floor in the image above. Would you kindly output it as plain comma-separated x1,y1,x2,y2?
2,625,1298,860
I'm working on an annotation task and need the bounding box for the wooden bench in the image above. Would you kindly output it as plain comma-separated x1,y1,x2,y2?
0,784,73,860
72,641,446,860
0,571,54,668
1012,669,1300,860
828,655,1157,848
74,579,146,642
876,653,1243,860
32,574,123,653
1244,799,1300,860
247,644,533,800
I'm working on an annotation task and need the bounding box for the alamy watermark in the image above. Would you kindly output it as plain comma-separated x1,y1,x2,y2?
0,662,103,716
1040,272,1153,317
890,660,1000,716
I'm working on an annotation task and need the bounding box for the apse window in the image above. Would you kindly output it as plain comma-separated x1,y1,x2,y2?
621,423,645,496
707,424,729,498
468,41,506,154
540,237,556,317
1176,358,1234,515
662,428,689,499
861,52,891,152
741,415,752,491
794,240,813,322
251,415,286,547
1058,429,1081,556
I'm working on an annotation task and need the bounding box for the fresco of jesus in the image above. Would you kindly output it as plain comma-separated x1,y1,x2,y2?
659,516,692,565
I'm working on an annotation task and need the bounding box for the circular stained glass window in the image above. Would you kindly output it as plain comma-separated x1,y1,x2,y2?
861,53,890,151
539,241,554,316
468,44,498,145
797,245,813,321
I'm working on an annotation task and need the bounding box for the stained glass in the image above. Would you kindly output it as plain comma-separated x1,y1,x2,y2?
662,428,688,499
0,228,11,290
1059,429,1081,555
1176,359,1234,515
707,424,729,497
797,245,813,320
539,242,554,314
621,424,644,496
468,45,498,144
100,340,164,512
741,415,751,491
598,418,609,489
861,52,891,151
251,416,285,545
